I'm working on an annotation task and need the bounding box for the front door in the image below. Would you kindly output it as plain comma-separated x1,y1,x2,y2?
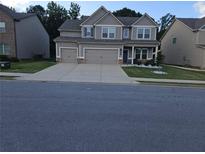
123,49,128,64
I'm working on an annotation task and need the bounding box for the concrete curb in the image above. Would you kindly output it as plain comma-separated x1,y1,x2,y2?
132,77,205,84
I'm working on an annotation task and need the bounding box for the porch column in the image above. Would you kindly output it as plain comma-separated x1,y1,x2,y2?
131,46,134,64
155,46,158,62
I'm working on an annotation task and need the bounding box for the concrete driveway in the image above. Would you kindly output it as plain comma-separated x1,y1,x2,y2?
20,63,135,84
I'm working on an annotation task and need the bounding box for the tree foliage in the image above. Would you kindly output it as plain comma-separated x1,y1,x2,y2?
68,2,80,19
157,13,175,40
112,7,142,17
26,5,46,23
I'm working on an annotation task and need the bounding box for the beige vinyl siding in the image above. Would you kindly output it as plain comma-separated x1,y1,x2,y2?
60,31,81,37
95,26,122,40
161,20,205,68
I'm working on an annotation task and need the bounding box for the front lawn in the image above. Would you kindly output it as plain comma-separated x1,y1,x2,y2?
0,60,56,73
122,65,205,80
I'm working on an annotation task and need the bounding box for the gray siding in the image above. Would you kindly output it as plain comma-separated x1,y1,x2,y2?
60,31,81,37
15,16,49,58
96,13,122,25
133,15,156,26
132,27,156,40
82,8,107,25
95,26,122,40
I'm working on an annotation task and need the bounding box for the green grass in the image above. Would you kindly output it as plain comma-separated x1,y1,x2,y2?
122,65,205,80
0,60,56,73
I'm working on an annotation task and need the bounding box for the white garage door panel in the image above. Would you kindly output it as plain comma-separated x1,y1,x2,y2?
85,49,118,64
61,48,77,63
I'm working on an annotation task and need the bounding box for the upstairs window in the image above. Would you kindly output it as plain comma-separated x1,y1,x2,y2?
102,27,116,39
137,27,151,39
83,26,93,38
137,28,143,39
123,28,129,39
172,38,176,44
0,22,6,33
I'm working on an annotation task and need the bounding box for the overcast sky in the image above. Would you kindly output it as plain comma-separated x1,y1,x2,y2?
0,1,205,21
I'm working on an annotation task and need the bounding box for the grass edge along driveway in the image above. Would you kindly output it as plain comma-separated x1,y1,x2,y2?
122,65,205,81
0,60,56,73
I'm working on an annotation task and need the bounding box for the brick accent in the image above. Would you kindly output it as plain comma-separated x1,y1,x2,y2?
77,58,85,64
0,10,16,58
118,59,123,64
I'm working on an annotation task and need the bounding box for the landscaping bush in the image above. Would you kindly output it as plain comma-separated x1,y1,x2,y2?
145,59,156,66
0,55,9,61
33,54,43,60
9,57,19,62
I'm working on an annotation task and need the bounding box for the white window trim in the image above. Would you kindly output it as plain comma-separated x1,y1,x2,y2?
136,27,151,40
0,22,6,33
101,27,116,39
82,25,94,38
57,47,78,58
135,48,153,60
123,28,129,39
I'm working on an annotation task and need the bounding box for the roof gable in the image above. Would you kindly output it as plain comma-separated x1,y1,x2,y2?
94,11,124,25
0,4,35,20
80,6,108,26
132,13,158,27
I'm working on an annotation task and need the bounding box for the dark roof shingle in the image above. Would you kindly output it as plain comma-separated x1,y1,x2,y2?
0,4,35,20
177,17,205,29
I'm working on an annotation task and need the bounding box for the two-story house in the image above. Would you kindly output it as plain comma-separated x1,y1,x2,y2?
54,6,159,64
0,4,49,59
161,17,205,69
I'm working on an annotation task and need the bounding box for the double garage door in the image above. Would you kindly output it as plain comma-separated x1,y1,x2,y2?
61,48,118,64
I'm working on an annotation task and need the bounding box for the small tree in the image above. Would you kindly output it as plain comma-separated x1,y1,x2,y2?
156,51,165,66
68,2,80,19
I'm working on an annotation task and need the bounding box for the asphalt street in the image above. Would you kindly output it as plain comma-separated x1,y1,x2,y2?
1,80,205,152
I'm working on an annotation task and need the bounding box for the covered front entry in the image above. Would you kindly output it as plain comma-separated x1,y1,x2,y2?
61,48,77,63
85,48,118,64
123,46,158,64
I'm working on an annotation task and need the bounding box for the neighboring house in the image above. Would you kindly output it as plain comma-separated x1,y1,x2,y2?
54,6,159,64
161,17,205,69
0,4,49,59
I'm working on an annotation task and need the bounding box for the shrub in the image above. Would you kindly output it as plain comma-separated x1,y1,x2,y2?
0,55,10,61
156,51,165,66
33,54,43,60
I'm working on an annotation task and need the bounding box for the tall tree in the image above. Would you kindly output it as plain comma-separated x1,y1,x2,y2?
68,2,80,19
26,5,46,23
157,13,175,40
113,7,142,17
45,1,69,58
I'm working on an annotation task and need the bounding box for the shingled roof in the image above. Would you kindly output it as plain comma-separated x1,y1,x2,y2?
58,16,141,31
0,4,35,20
177,17,205,29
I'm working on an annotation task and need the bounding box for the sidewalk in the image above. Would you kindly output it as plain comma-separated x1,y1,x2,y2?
0,72,31,77
132,77,205,84
167,65,205,72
